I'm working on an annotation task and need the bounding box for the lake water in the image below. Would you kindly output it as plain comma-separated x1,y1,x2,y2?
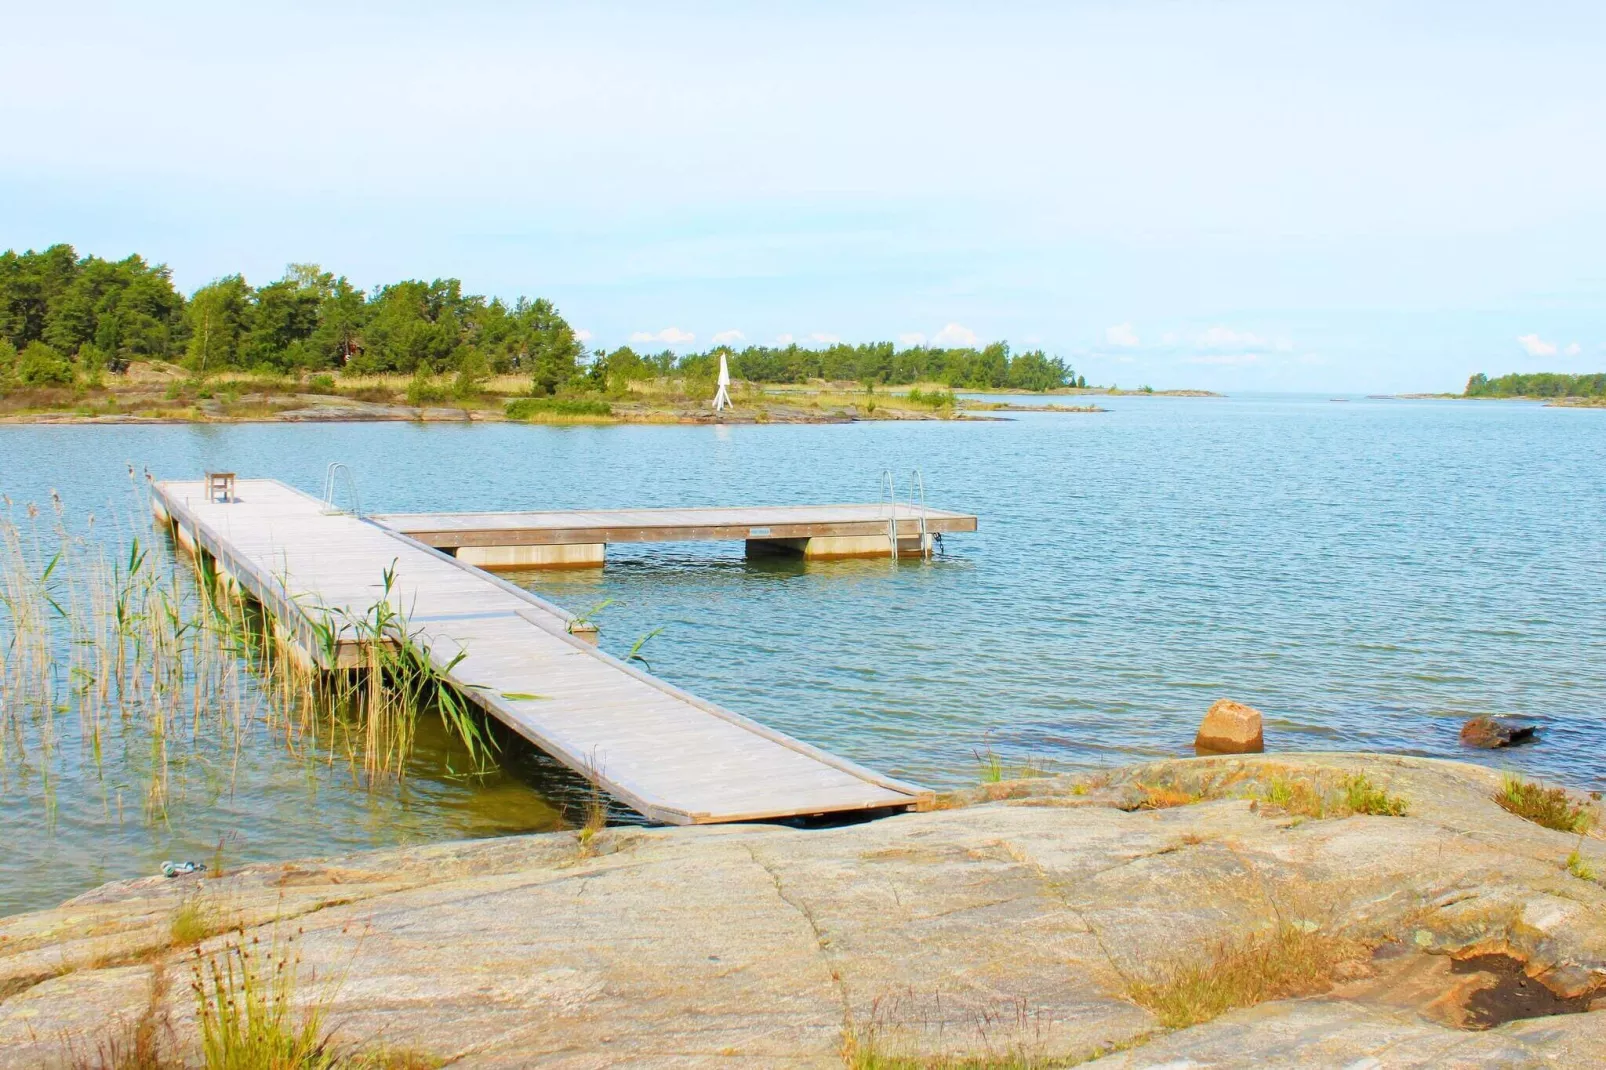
3,394,1604,914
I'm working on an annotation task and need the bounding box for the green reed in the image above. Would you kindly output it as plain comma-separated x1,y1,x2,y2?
0,478,495,824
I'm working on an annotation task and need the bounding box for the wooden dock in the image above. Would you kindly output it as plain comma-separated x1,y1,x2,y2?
373,503,979,568
150,478,931,824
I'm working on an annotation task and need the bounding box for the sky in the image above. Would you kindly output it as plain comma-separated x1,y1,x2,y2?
3,1,1604,392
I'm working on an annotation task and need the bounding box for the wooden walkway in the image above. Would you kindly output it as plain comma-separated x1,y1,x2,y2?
375,503,978,549
150,478,928,825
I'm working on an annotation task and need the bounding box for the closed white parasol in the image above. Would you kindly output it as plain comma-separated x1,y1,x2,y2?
713,352,732,411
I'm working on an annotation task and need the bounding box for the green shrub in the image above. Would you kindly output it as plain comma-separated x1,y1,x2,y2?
1497,776,1593,833
18,341,74,386
506,397,613,419
405,371,449,406
306,374,337,394
1341,774,1408,816
906,387,957,408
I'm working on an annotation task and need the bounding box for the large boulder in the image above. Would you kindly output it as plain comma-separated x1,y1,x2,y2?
1194,698,1265,754
1461,715,1538,749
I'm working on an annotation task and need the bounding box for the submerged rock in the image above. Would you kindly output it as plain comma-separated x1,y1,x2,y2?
1461,715,1539,749
1195,697,1265,754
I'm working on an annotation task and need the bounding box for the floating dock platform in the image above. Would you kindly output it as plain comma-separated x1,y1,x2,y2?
150,478,961,824
374,502,979,569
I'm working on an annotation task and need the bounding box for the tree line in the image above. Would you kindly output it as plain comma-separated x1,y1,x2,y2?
1464,372,1606,399
1,244,1080,394
596,341,1080,391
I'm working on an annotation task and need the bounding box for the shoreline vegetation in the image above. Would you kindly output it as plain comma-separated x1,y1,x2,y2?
0,243,1214,425
1462,371,1606,406
1379,371,1606,407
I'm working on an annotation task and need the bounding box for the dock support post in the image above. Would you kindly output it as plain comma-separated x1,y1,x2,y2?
745,535,932,560
455,543,607,570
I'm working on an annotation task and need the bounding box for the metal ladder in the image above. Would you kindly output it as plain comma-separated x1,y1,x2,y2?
321,462,362,517
880,468,935,560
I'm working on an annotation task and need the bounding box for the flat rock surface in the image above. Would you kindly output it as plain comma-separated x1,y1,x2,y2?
2,753,1603,1067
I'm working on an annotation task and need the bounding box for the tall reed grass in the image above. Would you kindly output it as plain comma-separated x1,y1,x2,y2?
0,474,492,824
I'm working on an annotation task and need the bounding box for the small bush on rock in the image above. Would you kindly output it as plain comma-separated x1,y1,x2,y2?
1498,776,1593,833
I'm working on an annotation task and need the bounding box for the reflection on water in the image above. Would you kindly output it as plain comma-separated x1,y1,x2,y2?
2,394,1604,915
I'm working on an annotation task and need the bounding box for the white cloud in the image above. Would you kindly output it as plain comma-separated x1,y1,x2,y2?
1516,333,1557,358
1299,353,1327,365
898,332,927,347
931,322,979,347
629,326,695,346
808,332,841,345
1184,353,1261,366
574,328,592,343
1564,342,1582,357
1197,326,1266,348
1104,323,1139,348
775,333,795,345
711,329,745,345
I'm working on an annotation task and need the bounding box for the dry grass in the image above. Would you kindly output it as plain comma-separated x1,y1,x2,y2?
1123,923,1366,1029
1496,775,1593,833
573,753,611,859
1253,773,1406,819
170,899,220,947
1127,784,1201,811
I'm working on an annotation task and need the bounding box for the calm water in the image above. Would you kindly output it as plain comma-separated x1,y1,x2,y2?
2,395,1604,914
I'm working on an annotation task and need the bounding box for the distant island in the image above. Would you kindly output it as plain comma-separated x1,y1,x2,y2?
0,243,1219,423
1463,371,1606,406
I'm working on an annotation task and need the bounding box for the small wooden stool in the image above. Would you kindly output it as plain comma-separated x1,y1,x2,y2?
205,472,236,503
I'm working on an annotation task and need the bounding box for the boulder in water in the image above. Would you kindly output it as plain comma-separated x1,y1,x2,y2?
1195,698,1265,754
1460,716,1537,749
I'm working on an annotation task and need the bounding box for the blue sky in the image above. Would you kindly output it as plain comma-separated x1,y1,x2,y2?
3,1,1603,391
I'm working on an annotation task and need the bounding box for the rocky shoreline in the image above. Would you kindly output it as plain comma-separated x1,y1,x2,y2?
3,752,1603,1067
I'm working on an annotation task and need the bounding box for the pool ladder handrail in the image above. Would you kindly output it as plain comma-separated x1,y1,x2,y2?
910,468,931,559
880,468,934,560
322,462,362,518
881,469,898,555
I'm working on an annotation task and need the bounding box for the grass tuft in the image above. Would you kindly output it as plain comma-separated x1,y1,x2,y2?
1254,773,1406,819
1124,924,1364,1029
1496,775,1593,833
170,898,220,947
973,745,1049,784
1340,774,1409,816
190,928,334,1070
